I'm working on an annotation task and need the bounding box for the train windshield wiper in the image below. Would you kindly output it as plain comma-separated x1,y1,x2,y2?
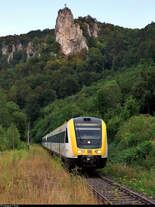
76,127,82,141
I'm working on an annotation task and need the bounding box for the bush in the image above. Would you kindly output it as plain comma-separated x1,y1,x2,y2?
0,125,7,151
116,115,155,148
5,124,21,150
97,80,122,115
107,115,122,142
109,141,153,166
122,148,137,164
135,141,153,159
121,96,140,120
110,115,155,168
0,123,25,151
108,144,137,164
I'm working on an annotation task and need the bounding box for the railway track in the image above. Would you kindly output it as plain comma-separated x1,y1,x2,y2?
85,172,155,205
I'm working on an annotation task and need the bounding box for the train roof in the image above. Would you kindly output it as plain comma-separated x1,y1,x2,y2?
73,116,102,122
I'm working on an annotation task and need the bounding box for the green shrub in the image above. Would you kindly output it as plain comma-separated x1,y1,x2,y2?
0,125,7,151
6,124,21,150
0,123,26,151
121,96,140,120
109,141,153,166
135,141,153,159
122,148,137,164
112,115,155,168
108,145,137,164
116,115,155,148
97,80,122,115
107,115,122,142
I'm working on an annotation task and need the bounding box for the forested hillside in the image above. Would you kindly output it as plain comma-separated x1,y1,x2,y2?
0,16,154,171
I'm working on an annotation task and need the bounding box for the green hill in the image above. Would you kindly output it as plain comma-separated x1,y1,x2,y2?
0,13,155,200
0,15,154,147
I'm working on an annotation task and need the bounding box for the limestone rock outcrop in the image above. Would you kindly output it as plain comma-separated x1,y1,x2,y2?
55,7,88,55
86,22,98,37
26,42,36,60
1,41,35,63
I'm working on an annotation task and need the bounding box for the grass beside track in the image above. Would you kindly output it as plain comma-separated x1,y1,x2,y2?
99,162,155,200
0,145,97,204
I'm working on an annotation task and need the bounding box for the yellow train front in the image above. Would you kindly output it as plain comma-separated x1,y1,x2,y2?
42,117,108,169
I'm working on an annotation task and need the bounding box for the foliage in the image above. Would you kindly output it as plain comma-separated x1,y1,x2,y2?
107,115,122,142
116,115,155,147
132,65,155,114
0,19,154,156
121,96,140,120
97,80,122,115
0,89,27,151
0,124,25,151
136,141,153,160
0,17,154,203
107,115,155,170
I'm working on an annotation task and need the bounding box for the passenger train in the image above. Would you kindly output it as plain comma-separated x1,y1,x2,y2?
42,117,108,169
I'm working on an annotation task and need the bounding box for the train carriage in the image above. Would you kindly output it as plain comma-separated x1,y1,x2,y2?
42,117,108,169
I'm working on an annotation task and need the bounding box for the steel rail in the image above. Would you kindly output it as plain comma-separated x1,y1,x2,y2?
87,183,112,204
97,173,155,205
85,172,155,205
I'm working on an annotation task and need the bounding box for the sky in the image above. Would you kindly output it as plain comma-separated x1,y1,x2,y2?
0,0,155,37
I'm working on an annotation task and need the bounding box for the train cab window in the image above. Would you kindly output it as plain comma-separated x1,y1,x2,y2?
65,129,69,143
76,128,101,139
75,122,102,140
74,119,102,149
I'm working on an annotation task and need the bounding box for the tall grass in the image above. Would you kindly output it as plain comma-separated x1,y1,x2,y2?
0,145,97,204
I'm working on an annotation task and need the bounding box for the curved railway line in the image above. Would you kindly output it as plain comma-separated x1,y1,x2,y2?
85,172,155,205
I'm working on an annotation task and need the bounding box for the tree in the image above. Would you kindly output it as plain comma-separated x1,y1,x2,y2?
97,80,122,116
6,124,21,150
34,85,56,107
9,82,31,109
121,96,140,120
87,47,105,72
25,94,40,123
0,89,11,128
6,101,27,140
0,123,21,151
0,125,6,151
132,66,155,114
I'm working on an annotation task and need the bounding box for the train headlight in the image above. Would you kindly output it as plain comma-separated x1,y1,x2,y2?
77,150,85,154
95,150,102,153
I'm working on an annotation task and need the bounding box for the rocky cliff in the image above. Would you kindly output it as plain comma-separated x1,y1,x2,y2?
0,7,99,65
55,7,88,55
1,41,35,63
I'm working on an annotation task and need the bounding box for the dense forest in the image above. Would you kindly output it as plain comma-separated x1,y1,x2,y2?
0,16,154,173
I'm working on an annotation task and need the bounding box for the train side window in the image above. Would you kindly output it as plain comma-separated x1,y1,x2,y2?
65,129,68,143
60,132,63,143
63,131,65,143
